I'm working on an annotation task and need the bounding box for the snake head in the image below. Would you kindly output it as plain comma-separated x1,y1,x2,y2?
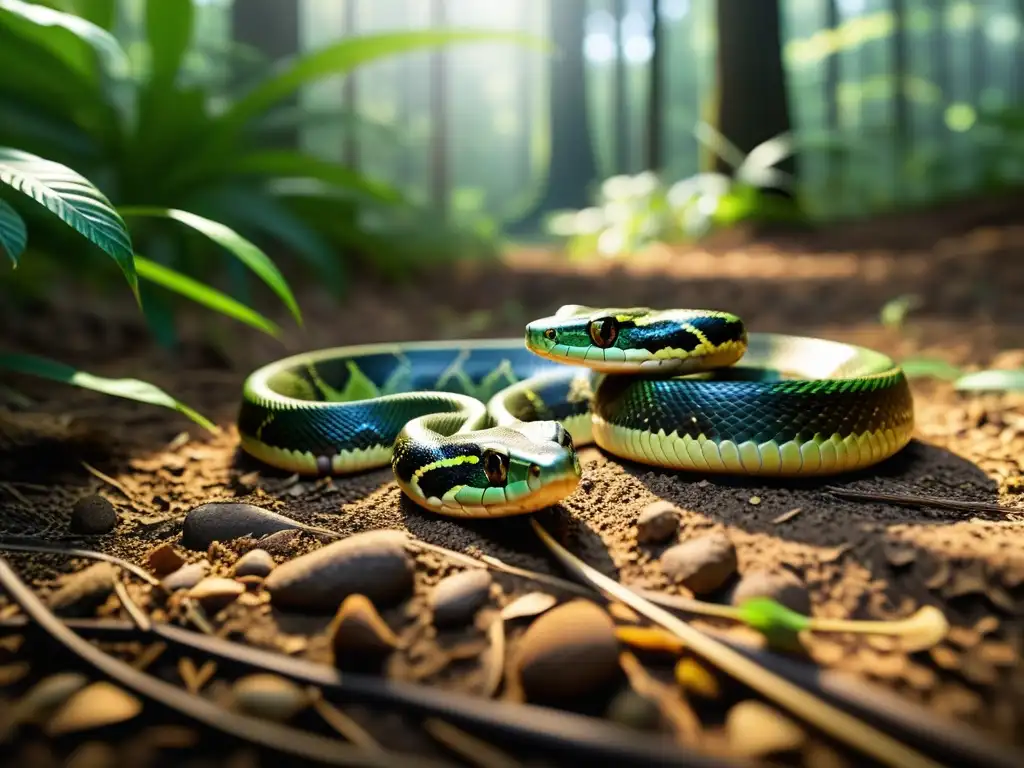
394,421,581,518
526,306,748,375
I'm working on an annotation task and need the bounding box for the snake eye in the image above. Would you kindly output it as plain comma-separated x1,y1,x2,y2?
543,328,557,341
482,449,508,486
588,317,618,348
528,464,541,481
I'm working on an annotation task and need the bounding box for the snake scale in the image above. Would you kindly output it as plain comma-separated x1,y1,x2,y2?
238,305,915,518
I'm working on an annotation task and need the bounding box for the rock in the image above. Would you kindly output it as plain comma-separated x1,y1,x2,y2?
231,674,309,722
258,529,301,555
45,682,142,736
187,578,245,613
730,570,812,616
606,688,661,731
330,594,400,667
725,700,806,757
48,563,117,617
146,544,186,576
233,549,276,579
501,592,558,621
636,500,680,544
515,599,620,702
6,673,88,731
660,533,737,595
265,530,413,612
181,502,305,551
431,570,492,628
163,560,209,592
69,495,117,535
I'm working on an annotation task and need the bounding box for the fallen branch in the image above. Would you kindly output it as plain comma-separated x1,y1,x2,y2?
826,487,1023,516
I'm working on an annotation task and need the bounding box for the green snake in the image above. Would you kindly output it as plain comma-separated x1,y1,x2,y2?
238,306,914,518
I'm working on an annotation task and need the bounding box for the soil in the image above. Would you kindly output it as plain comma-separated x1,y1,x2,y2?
2,193,1024,767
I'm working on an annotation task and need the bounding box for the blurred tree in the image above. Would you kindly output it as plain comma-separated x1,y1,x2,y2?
231,0,300,147
712,0,796,193
511,0,599,233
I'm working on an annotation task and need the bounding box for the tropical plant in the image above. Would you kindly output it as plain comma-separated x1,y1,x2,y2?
0,0,547,318
546,126,808,258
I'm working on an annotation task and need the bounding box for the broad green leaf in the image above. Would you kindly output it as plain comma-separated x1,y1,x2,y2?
145,0,193,85
186,185,346,290
69,0,117,30
0,199,27,265
954,369,1024,393
0,0,127,71
0,22,103,114
0,147,137,300
231,150,405,206
218,29,550,133
899,358,963,381
119,206,301,327
0,352,216,432
135,254,281,338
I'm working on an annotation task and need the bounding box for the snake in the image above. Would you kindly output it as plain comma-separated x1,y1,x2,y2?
237,305,914,518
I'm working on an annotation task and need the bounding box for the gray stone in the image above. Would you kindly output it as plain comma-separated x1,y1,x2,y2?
233,549,276,579
636,500,680,544
264,530,412,612
431,569,492,627
660,533,737,595
69,495,117,535
163,560,209,591
181,502,303,551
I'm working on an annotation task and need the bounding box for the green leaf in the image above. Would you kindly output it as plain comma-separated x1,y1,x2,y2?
145,0,193,85
736,597,811,635
204,29,549,152
899,358,963,381
186,185,346,291
954,369,1024,393
118,206,301,327
231,150,405,206
0,147,137,300
135,254,281,338
0,198,27,265
0,0,128,71
0,352,216,432
69,0,117,30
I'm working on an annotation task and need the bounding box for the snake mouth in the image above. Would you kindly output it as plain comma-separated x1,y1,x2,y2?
399,474,581,518
527,342,745,376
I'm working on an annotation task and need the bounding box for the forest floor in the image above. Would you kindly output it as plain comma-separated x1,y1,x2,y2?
2,193,1024,767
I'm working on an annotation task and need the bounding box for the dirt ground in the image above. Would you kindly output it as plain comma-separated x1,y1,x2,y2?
2,194,1024,767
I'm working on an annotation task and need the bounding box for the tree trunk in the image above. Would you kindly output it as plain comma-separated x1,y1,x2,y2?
231,0,300,147
712,0,795,192
510,0,599,233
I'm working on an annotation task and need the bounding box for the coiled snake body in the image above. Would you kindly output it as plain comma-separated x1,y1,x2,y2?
238,306,914,518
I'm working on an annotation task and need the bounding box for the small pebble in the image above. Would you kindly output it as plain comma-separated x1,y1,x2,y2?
163,560,210,592
233,549,276,579
258,529,302,555
726,700,806,757
515,599,620,702
431,569,492,627
147,544,186,576
187,578,245,613
45,682,142,736
730,570,812,616
606,687,662,731
181,502,305,551
661,533,738,595
232,674,309,722
265,529,413,612
330,593,400,666
69,495,117,535
635,500,680,544
48,562,117,617
501,592,558,621
7,673,88,730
